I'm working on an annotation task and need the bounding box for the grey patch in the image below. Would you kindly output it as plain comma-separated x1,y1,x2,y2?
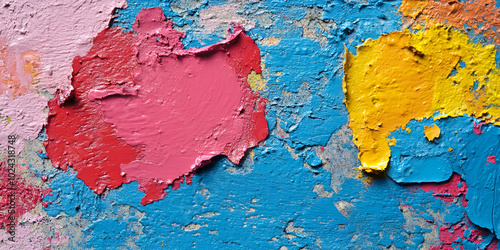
312,184,333,198
399,204,440,248
182,223,206,231
283,221,308,241
196,187,210,199
193,211,220,219
314,125,359,193
334,200,353,218
296,7,337,44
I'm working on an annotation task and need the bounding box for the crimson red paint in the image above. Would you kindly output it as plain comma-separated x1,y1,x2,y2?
487,155,496,164
418,173,467,204
44,7,268,204
0,162,50,230
45,28,139,194
473,122,487,135
430,217,498,249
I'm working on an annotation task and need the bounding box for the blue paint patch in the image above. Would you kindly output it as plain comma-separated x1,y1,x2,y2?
388,115,500,236
305,150,322,167
36,151,48,159
34,0,500,248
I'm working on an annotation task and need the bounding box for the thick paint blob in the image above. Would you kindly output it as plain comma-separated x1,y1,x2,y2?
0,0,127,156
387,116,500,236
0,162,50,230
45,28,138,194
400,0,500,43
343,24,500,173
0,0,127,93
424,124,440,141
45,7,268,205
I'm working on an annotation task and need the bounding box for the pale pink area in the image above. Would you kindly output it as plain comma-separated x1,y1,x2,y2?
0,94,47,152
199,4,256,34
0,213,67,249
0,0,126,94
88,85,140,101
487,155,496,164
473,122,487,135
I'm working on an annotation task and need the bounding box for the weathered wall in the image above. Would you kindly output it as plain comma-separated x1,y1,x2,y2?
1,0,499,249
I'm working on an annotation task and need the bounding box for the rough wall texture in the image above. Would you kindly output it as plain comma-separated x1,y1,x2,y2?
1,0,500,249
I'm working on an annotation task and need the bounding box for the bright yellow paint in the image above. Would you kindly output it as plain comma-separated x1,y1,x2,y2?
343,24,500,173
449,147,453,151
399,0,427,19
424,124,440,141
247,70,266,91
388,137,397,146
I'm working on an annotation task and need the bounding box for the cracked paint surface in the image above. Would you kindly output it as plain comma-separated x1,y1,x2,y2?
1,0,500,249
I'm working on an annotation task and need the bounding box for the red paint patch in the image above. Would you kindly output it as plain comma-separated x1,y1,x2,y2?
430,216,498,249
419,173,467,204
44,8,268,205
473,122,487,135
45,28,139,194
0,161,50,231
487,155,496,164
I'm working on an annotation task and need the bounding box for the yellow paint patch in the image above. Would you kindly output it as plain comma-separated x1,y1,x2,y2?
399,0,428,19
343,24,500,173
355,167,374,183
424,124,440,141
406,127,411,133
247,70,266,91
22,51,40,85
388,137,397,146
449,147,453,151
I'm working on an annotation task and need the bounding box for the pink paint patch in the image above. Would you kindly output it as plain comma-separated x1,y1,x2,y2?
418,173,467,204
0,161,51,231
61,7,269,205
487,155,496,164
473,122,487,135
430,216,498,249
487,239,499,250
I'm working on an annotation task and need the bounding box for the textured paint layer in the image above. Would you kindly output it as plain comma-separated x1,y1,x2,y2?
0,0,128,156
400,0,500,43
45,28,138,195
0,94,46,152
344,24,500,172
424,124,440,141
0,162,49,230
45,7,268,205
1,0,497,248
0,0,127,93
388,116,500,236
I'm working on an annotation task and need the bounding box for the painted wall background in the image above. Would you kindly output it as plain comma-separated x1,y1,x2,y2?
1,0,500,249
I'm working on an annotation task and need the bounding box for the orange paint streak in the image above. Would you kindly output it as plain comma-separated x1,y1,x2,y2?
400,0,500,43
0,38,40,97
